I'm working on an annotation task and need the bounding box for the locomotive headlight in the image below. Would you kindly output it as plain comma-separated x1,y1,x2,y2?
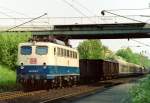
43,62,47,69
20,63,24,69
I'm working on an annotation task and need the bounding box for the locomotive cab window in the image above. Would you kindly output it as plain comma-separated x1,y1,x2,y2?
21,46,32,55
36,46,48,55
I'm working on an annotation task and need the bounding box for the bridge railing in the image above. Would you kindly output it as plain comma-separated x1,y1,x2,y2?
0,15,149,31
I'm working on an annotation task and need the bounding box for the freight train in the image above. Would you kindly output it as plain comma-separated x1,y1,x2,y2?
17,40,146,90
79,59,145,83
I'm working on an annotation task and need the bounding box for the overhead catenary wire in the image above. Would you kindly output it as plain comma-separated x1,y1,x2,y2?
102,8,150,23
6,13,47,31
101,10,147,24
62,0,149,24
0,5,29,18
0,10,14,18
71,0,97,16
0,14,148,19
131,39,150,47
62,0,87,17
106,8,150,12
101,10,150,48
60,1,150,51
0,6,35,27
61,0,99,24
0,5,50,27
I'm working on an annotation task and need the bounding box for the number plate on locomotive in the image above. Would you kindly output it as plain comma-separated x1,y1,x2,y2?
30,58,37,64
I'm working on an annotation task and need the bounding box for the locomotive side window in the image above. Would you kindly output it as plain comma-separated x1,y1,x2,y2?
36,46,48,55
64,49,67,57
73,52,75,58
75,52,77,58
56,47,77,58
67,50,69,57
63,49,65,57
60,48,63,56
73,52,77,58
54,48,56,55
21,46,32,55
57,48,60,56
70,51,73,58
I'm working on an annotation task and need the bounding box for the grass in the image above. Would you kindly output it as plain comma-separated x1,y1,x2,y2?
0,65,16,84
130,75,150,103
0,65,20,92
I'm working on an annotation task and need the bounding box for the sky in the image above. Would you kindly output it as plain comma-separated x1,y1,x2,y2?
0,0,150,57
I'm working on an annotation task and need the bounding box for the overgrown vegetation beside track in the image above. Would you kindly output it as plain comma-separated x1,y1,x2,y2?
0,65,21,92
0,32,30,91
130,75,150,103
0,32,31,70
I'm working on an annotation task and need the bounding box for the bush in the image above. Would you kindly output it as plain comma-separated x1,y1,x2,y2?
0,65,16,84
0,65,21,92
0,32,31,70
130,75,150,103
77,40,105,59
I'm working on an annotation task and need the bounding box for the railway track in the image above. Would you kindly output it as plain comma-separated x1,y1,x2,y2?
38,77,142,103
0,90,45,101
40,86,105,103
0,82,114,102
0,76,143,103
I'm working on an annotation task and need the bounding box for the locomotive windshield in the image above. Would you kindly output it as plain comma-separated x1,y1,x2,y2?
21,46,32,55
36,46,48,55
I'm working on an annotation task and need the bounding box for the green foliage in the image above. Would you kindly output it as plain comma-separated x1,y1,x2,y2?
77,39,116,60
116,48,150,68
0,65,16,84
0,32,31,70
0,65,21,92
116,48,133,62
77,40,104,59
130,75,150,103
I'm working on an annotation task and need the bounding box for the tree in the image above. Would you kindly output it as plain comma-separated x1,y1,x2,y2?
0,32,31,70
77,40,104,59
116,48,150,68
116,48,133,62
102,45,115,60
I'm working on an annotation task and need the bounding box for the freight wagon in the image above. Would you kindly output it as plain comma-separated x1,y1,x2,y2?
79,59,119,83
